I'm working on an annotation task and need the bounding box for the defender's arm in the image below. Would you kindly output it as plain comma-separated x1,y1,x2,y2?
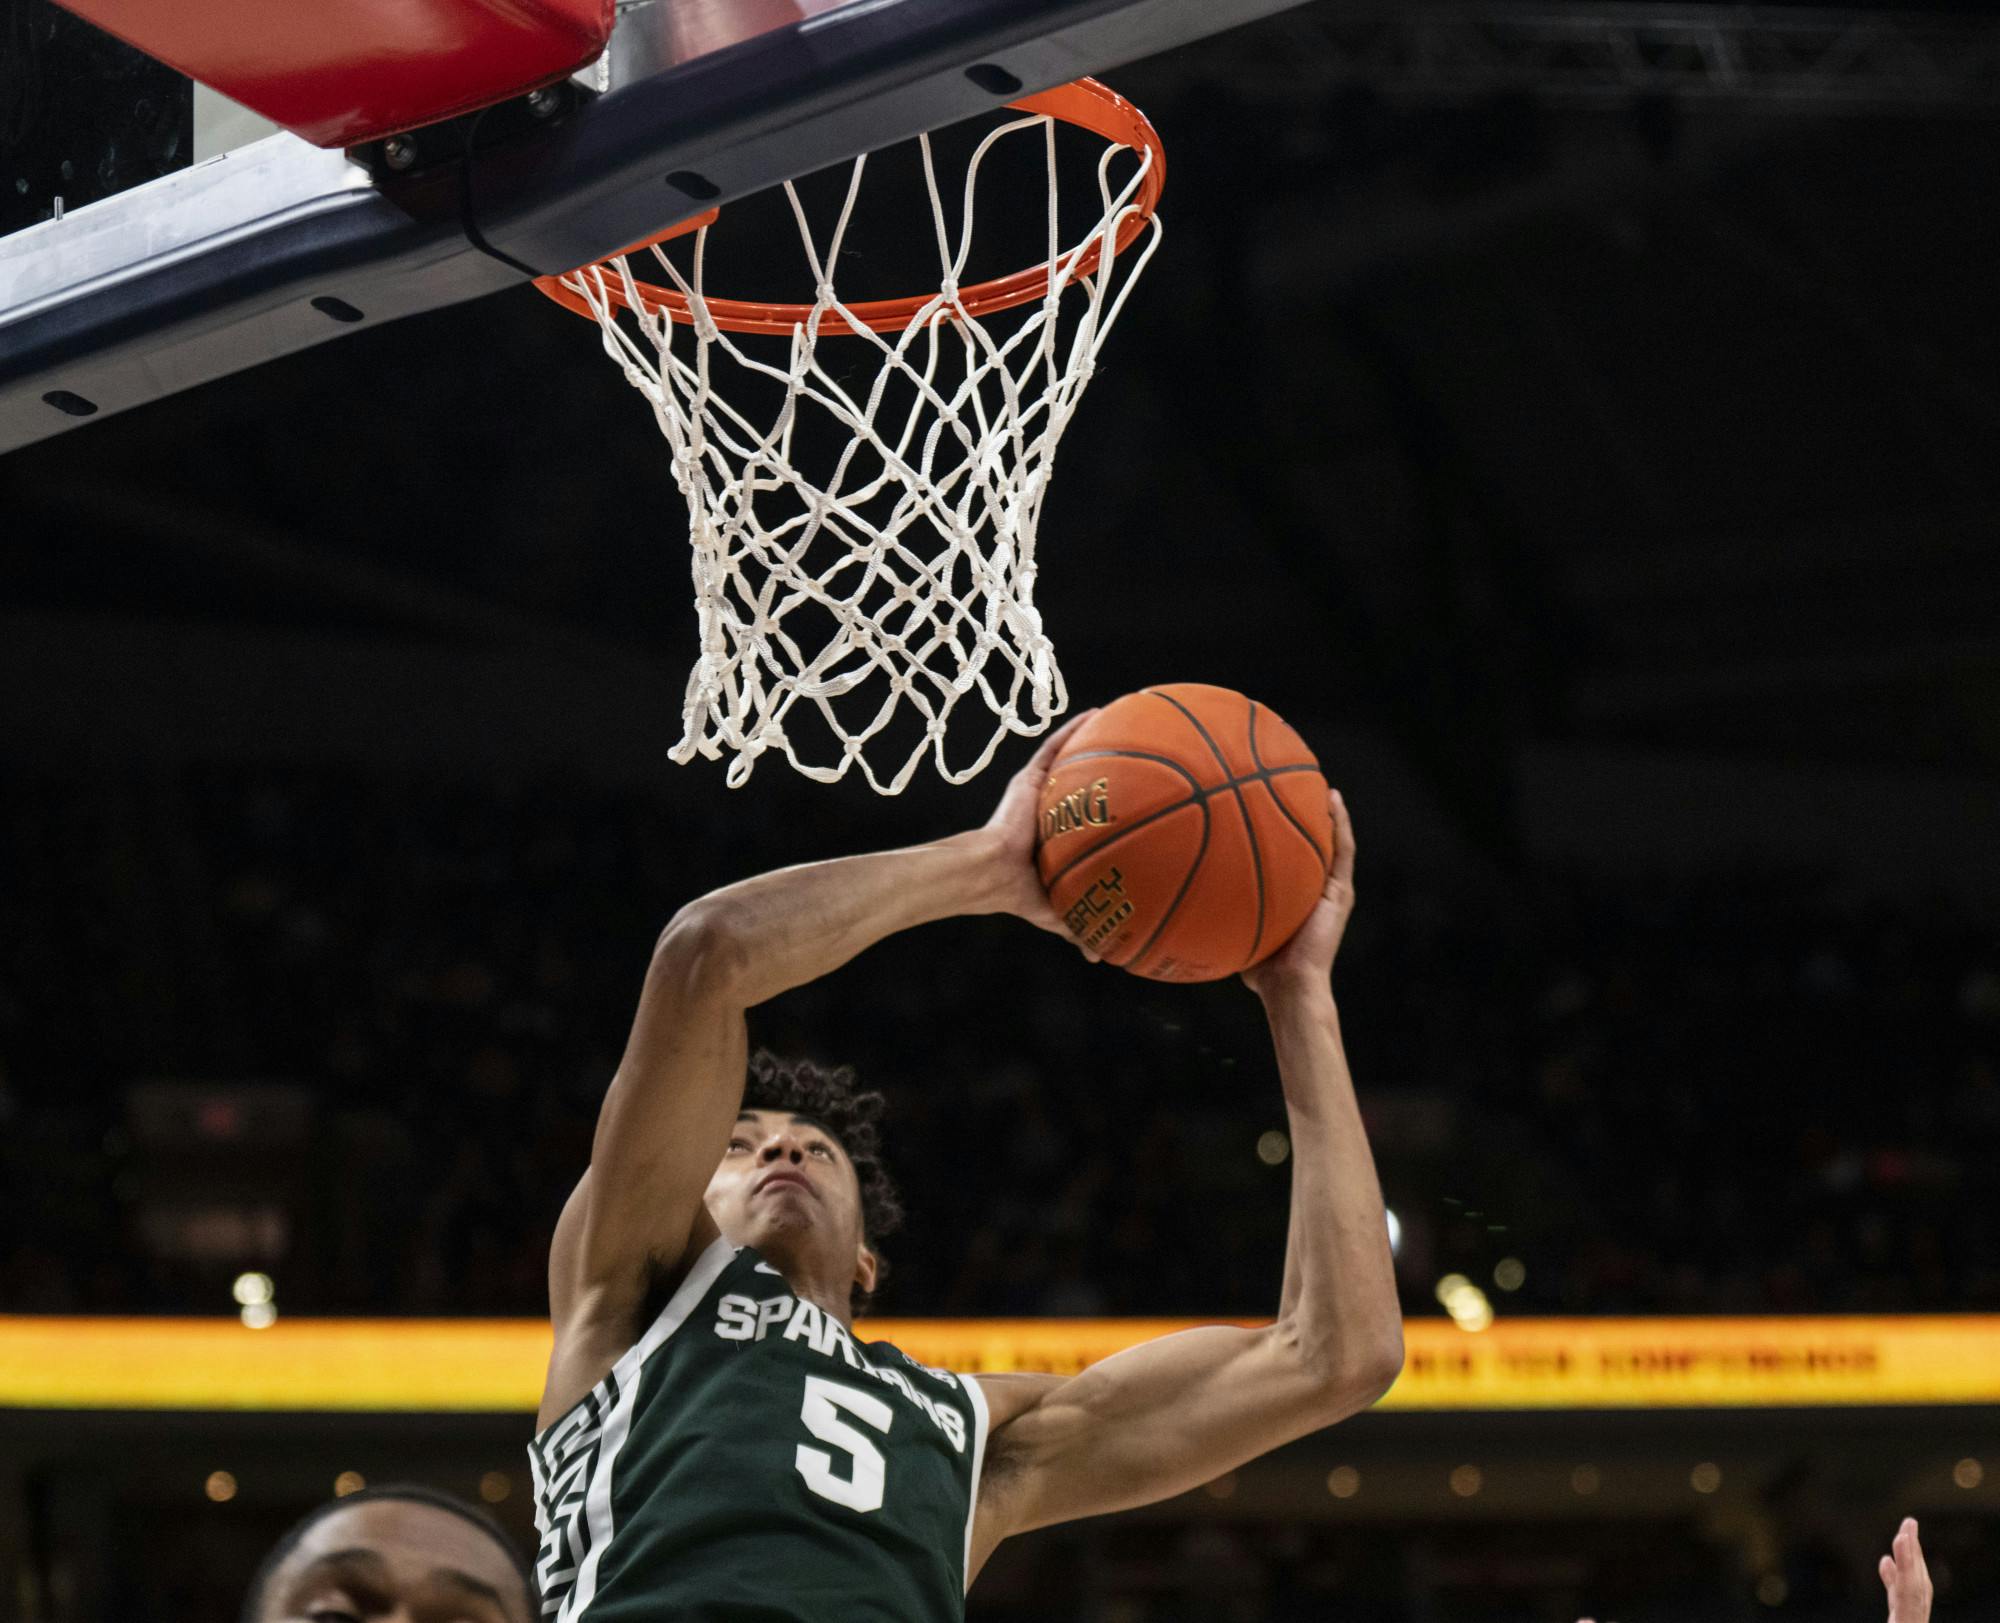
970,794,1402,1562
1880,1518,1933,1623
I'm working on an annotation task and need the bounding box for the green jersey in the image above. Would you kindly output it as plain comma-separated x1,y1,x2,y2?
529,1238,990,1622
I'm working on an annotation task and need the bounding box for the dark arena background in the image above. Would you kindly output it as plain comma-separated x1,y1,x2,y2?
4,0,2000,1618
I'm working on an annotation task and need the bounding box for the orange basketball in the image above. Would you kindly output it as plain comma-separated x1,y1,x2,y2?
1035,683,1333,982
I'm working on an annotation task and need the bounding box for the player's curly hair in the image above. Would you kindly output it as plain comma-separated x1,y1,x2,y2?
743,1049,903,1314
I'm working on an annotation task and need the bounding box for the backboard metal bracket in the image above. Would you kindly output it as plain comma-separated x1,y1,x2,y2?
0,0,1315,456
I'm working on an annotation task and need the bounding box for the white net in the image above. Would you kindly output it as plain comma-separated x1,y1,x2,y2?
555,107,1162,792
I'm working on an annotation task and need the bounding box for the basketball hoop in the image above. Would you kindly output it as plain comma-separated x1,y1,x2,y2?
535,78,1164,792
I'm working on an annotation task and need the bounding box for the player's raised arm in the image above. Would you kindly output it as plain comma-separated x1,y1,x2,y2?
540,712,1097,1426
968,790,1403,1556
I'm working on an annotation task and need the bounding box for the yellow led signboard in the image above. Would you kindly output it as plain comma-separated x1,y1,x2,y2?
1,1316,1996,1413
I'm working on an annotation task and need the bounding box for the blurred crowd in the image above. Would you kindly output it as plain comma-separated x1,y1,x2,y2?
1,765,1996,1320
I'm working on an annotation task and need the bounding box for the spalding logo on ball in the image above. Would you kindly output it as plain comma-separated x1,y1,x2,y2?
1035,683,1333,981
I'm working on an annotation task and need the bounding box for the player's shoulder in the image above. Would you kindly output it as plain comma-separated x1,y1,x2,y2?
836,1319,949,1380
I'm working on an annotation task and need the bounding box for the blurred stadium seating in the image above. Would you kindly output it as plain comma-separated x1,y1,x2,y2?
3,763,1995,1322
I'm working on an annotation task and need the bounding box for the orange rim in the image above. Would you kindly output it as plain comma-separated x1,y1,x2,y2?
533,77,1163,337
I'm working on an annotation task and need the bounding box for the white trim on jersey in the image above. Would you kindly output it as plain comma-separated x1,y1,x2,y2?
557,1234,736,1621
959,1370,991,1592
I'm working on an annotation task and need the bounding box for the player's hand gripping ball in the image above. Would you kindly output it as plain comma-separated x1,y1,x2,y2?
1034,683,1333,981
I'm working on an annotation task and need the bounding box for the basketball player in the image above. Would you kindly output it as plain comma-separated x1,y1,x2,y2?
243,1484,535,1623
530,712,1404,1618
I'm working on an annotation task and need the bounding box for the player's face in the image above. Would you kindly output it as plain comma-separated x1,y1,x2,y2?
705,1109,875,1303
257,1499,531,1623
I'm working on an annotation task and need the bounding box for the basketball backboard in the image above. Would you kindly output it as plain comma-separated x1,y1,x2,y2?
0,0,1315,457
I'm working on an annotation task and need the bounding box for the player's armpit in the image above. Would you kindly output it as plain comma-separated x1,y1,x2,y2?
540,1169,723,1428
969,1321,1397,1564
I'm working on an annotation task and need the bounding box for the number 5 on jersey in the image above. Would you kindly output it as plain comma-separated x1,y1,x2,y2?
796,1375,893,1512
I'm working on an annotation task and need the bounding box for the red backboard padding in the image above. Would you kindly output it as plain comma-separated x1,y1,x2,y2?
58,0,613,148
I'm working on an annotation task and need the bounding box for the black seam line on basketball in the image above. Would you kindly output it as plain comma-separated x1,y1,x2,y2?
1056,746,1319,789
1243,698,1271,957
1041,748,1207,890
1149,689,1266,962
1246,702,1331,870
1044,786,1209,893
1258,777,1331,870
1038,757,1212,967
1053,747,1205,789
1128,788,1211,976
1042,757,1319,892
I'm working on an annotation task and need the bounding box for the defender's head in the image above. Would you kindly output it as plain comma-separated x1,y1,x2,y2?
703,1051,903,1318
241,1484,535,1623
